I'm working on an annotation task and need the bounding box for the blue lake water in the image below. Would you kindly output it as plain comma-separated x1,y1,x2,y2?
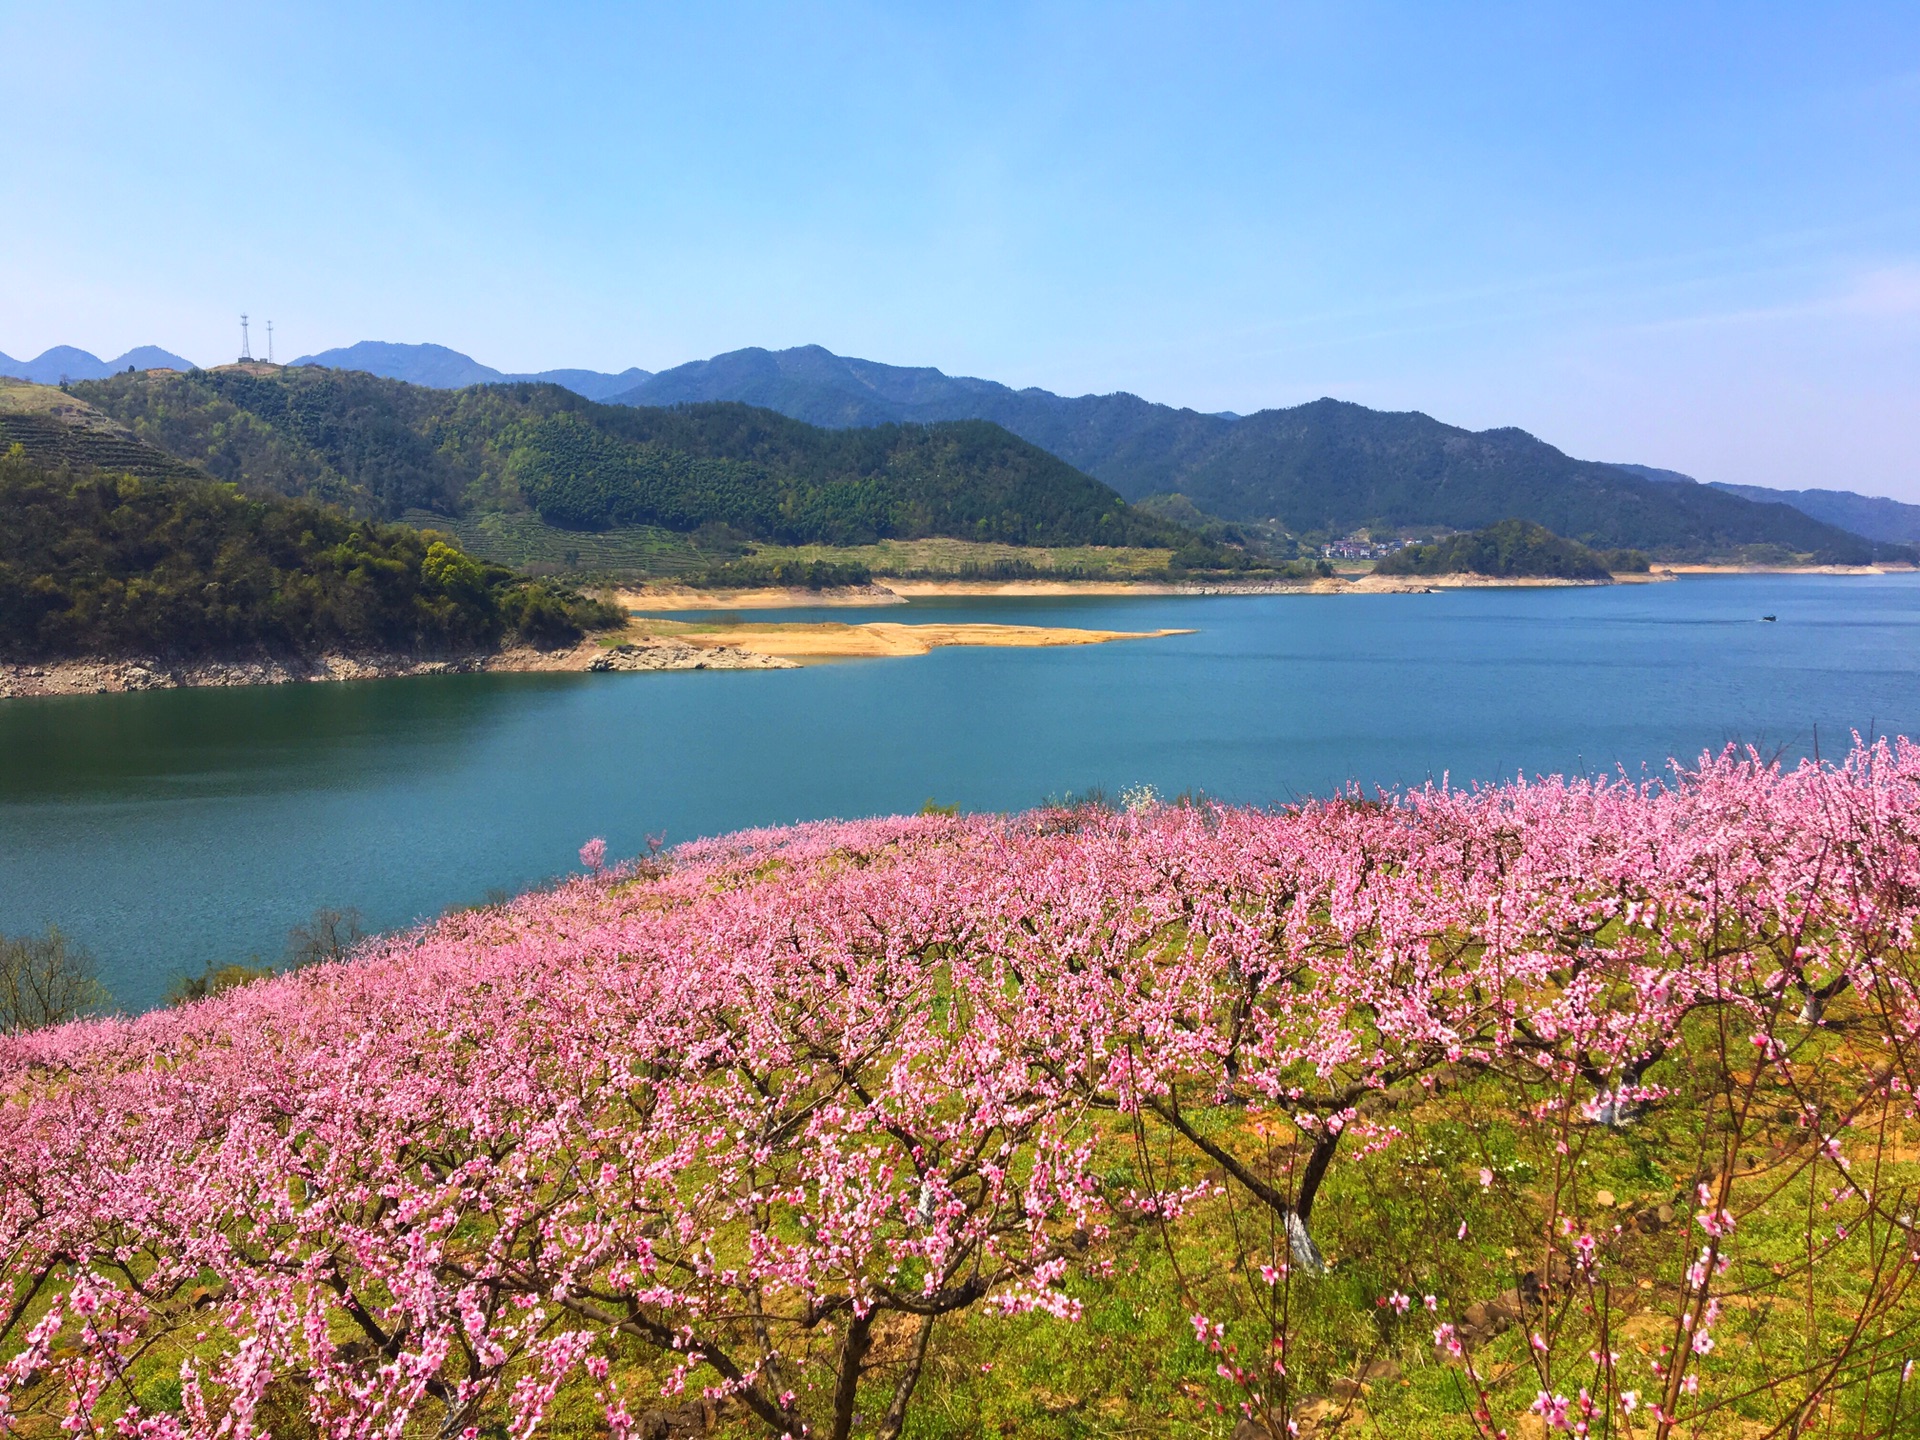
2,574,1916,1011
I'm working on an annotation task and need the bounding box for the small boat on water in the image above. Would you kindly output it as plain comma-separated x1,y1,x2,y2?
1762,615,1777,622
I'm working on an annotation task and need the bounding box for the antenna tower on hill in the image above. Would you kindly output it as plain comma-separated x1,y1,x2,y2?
239,314,252,362
267,320,275,364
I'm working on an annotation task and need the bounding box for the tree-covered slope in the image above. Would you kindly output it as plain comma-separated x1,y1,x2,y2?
1159,399,1891,559
0,449,618,661
71,367,1189,550
611,345,1900,561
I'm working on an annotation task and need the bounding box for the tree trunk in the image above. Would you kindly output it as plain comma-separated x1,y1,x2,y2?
875,1314,936,1440
829,1311,876,1440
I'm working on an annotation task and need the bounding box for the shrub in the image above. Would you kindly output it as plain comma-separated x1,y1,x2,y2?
0,927,105,1033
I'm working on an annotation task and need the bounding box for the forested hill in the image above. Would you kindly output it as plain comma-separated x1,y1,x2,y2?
1372,519,1631,580
69,367,1189,550
0,450,621,661
607,345,1898,561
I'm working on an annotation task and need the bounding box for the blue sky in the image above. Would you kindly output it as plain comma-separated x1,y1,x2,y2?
4,2,1918,496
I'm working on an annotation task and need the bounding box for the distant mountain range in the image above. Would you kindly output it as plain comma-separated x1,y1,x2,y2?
1610,462,1920,546
1708,483,1920,546
16,337,1917,559
606,346,1893,560
0,345,195,384
290,341,651,402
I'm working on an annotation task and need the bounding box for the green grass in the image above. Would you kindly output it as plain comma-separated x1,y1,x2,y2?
400,514,1180,584
400,509,709,577
30,999,1919,1439
733,537,1178,579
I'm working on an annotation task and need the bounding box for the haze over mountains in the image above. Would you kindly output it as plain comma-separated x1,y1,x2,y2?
11,337,1915,553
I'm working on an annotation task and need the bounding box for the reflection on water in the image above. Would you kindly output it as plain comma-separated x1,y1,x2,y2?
0,670,549,803
3,575,1917,1011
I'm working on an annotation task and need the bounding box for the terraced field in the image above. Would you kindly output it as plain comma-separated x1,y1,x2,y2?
0,380,205,481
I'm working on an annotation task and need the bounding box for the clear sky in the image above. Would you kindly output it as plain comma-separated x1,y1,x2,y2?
4,2,1918,496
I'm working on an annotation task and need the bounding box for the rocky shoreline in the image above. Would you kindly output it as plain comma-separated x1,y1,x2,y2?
587,640,796,672
0,638,795,700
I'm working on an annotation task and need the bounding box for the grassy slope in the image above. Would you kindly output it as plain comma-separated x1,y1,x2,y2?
469,999,1903,1439
84,951,1910,1439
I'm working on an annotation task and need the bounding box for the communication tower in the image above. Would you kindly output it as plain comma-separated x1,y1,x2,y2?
267,320,275,364
239,314,253,362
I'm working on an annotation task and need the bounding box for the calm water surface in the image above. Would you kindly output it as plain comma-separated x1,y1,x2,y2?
3,574,1916,1010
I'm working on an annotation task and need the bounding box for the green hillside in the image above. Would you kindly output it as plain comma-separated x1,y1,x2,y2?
1373,519,1642,579
68,367,1196,557
0,448,619,661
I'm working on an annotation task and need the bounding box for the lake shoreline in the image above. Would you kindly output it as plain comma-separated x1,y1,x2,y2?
8,575,1914,1012
0,640,783,699
0,620,1194,698
618,571,1674,610
5,564,1893,699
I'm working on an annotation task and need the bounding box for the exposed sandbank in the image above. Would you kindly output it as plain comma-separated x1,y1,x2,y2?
636,619,1194,660
617,585,911,611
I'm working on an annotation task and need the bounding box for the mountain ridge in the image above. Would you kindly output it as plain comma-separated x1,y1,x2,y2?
1706,482,1920,545
1610,462,1920,546
609,347,1895,561
291,341,651,402
63,368,1194,556
33,337,1911,561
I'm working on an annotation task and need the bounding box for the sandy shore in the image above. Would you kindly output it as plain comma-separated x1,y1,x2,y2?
617,578,1337,610
1658,563,1915,576
618,584,910,611
642,620,1194,659
1343,572,1677,593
